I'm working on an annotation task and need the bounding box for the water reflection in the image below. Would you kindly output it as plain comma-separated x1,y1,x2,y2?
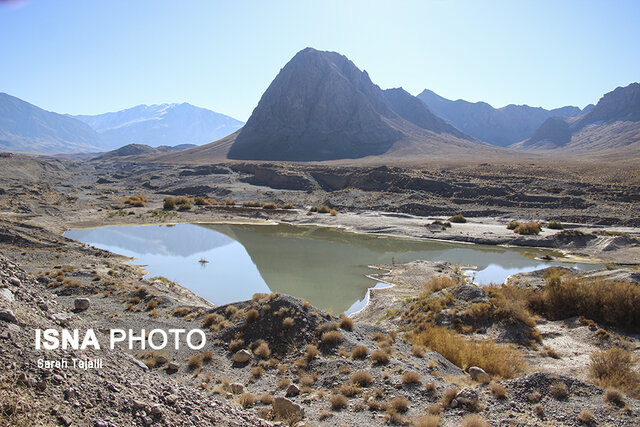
65,223,599,313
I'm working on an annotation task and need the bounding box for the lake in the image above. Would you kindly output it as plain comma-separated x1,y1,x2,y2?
65,223,600,314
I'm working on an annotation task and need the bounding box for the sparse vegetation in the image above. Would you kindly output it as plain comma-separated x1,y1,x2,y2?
489,382,508,398
350,371,373,387
246,308,259,323
173,307,190,317
547,220,564,230
589,347,640,397
123,194,148,207
402,371,421,385
604,388,625,406
460,414,490,427
339,314,353,331
507,220,520,230
371,350,390,365
549,381,568,399
321,330,343,347
390,396,409,413
577,409,594,424
329,394,348,410
513,221,541,235
351,346,369,360
449,214,467,223
254,342,271,359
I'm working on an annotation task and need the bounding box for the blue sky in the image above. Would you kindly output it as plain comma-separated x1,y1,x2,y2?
1,0,639,121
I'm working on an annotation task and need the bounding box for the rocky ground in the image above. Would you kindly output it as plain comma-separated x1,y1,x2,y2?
1,153,640,426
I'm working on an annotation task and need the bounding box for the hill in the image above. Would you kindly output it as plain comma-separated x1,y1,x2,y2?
0,93,105,154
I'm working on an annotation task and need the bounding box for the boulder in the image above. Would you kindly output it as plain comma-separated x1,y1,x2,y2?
454,387,479,410
272,397,304,420
74,298,91,311
285,384,300,397
468,366,490,384
0,308,17,324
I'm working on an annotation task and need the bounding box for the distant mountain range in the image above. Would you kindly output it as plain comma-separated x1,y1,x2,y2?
513,83,640,156
0,93,105,154
224,48,491,161
417,89,592,147
0,94,243,154
72,103,243,149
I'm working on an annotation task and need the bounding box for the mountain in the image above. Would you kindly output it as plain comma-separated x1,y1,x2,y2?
417,89,586,147
92,143,196,161
73,103,243,149
220,48,490,162
514,83,640,156
0,93,105,154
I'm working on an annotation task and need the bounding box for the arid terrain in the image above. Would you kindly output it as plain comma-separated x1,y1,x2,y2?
1,152,639,426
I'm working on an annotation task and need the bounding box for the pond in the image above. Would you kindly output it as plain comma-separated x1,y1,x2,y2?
65,223,600,314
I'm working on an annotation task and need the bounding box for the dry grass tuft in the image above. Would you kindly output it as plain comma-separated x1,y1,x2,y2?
329,394,348,411
549,381,569,399
253,342,271,359
201,351,213,363
412,415,441,427
604,388,625,406
282,317,295,328
246,308,259,323
411,325,525,379
229,339,244,352
351,346,369,360
577,409,594,424
187,354,203,370
489,382,508,399
350,371,373,387
371,350,390,365
460,414,490,427
321,330,343,347
237,393,256,408
449,214,467,223
389,396,409,413
173,307,190,317
412,345,426,358
533,404,544,417
402,371,421,385
513,222,541,235
339,314,354,331
589,347,640,397
441,388,459,408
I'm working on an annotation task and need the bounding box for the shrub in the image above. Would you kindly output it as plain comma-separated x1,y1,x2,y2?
339,314,353,331
441,388,459,408
201,351,214,363
413,415,441,427
489,382,507,398
338,384,361,397
163,196,176,210
229,339,244,352
577,410,593,424
224,200,236,206
371,350,390,365
305,344,319,359
330,209,338,216
317,205,331,213
330,394,348,410
533,404,544,417
506,220,520,230
460,414,490,427
194,196,207,206
277,378,291,388
513,222,541,235
173,307,190,317
238,393,256,408
402,371,421,385
351,346,369,360
123,195,148,207
424,276,456,294
412,345,426,357
246,309,259,323
254,342,271,359
187,354,202,370
242,201,263,207
282,317,294,328
604,388,625,406
411,325,525,379
527,390,542,402
549,381,568,399
449,214,467,223
282,203,295,209
321,330,343,347
589,347,640,397
547,220,563,230
390,396,409,413
262,203,277,210
251,366,263,378
350,371,373,387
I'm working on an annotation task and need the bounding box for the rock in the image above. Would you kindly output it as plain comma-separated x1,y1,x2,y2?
8,277,21,286
150,404,163,416
232,349,251,364
165,394,178,405
0,288,14,302
285,384,300,397
58,415,72,426
468,366,490,383
272,397,304,420
155,354,168,365
125,353,149,371
0,308,17,323
38,302,49,312
52,312,75,326
132,399,146,410
74,297,91,311
94,420,108,427
230,383,245,394
455,387,479,410
166,362,179,371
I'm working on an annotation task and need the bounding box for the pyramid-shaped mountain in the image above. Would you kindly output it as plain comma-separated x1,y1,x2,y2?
226,48,480,161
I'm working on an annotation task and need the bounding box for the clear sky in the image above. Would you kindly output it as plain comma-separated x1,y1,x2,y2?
1,0,639,121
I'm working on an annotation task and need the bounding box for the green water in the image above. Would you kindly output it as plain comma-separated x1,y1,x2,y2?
65,223,600,314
